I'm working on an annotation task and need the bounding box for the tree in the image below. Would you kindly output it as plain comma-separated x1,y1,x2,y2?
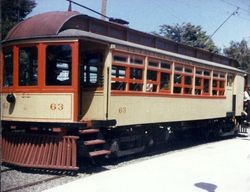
223,39,250,72
1,0,37,40
154,23,220,53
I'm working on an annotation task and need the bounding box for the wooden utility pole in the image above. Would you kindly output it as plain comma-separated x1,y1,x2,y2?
101,0,107,20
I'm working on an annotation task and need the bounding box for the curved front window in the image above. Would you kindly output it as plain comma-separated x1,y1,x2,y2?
2,42,75,89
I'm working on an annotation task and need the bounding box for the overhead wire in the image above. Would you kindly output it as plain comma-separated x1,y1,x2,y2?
219,0,250,14
237,15,250,22
219,0,250,23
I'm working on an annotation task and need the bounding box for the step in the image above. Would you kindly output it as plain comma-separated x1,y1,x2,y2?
79,129,99,134
84,139,106,146
89,150,111,157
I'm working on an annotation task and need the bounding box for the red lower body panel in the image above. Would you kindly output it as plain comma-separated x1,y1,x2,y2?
2,132,79,170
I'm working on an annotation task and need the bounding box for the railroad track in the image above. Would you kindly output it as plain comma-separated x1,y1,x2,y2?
2,175,65,192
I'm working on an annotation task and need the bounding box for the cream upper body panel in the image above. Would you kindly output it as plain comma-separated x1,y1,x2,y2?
1,93,74,122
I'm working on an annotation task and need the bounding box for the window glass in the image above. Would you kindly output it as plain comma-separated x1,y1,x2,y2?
112,82,126,90
174,72,182,94
195,89,201,95
129,83,143,91
129,67,143,91
227,74,234,87
175,66,183,71
184,76,192,85
19,46,38,86
82,53,103,87
46,45,72,86
160,73,170,91
195,77,202,86
220,74,225,78
146,70,158,92
130,68,143,79
185,68,192,73
195,77,202,94
219,90,224,96
196,70,202,75
184,88,192,94
130,57,143,65
113,55,127,63
161,62,171,69
111,53,144,92
213,73,219,77
146,83,157,92
3,48,13,87
111,66,126,91
174,74,182,84
112,66,126,79
204,71,210,76
212,90,218,96
219,81,225,88
147,70,157,81
203,79,210,93
174,87,182,93
213,80,218,88
148,61,158,67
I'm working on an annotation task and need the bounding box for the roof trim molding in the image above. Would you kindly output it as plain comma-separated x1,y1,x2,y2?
58,29,245,74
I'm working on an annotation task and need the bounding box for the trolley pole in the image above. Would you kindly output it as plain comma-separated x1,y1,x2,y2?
101,0,107,20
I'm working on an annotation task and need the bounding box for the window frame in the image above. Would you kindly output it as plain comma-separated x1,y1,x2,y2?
18,45,39,87
159,60,172,93
212,71,226,96
146,59,160,93
111,51,145,93
195,68,204,95
2,46,14,88
81,52,104,89
15,44,39,90
1,41,78,93
45,44,73,87
111,49,228,99
194,68,212,96
173,64,194,95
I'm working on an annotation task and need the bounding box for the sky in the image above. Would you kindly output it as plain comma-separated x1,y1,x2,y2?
28,0,250,49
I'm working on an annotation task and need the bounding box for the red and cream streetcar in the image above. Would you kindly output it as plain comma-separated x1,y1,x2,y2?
1,9,246,170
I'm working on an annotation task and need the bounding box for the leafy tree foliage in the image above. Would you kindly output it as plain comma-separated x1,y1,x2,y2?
223,39,250,71
154,23,220,53
1,0,36,40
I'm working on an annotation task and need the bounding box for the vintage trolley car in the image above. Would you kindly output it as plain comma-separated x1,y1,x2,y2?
1,11,246,170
